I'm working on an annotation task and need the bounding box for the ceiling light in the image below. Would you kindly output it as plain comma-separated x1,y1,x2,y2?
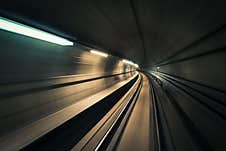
0,17,73,46
90,50,108,57
122,59,134,65
134,64,139,68
122,59,139,68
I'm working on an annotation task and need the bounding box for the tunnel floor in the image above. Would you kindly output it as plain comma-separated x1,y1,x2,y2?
0,71,225,151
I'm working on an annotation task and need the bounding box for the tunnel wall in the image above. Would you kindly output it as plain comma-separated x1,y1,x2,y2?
149,26,226,151
151,27,226,92
0,30,135,84
0,30,136,140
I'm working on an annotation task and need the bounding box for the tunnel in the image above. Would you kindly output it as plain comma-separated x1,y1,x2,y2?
0,0,226,151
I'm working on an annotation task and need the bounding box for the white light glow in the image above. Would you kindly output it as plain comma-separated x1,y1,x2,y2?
0,17,73,46
134,64,139,68
122,59,134,65
90,50,108,57
157,67,160,69
122,59,139,68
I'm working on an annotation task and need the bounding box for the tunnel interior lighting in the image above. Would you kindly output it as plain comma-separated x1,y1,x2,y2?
90,50,108,57
122,59,139,68
122,59,134,65
0,17,74,46
134,64,139,68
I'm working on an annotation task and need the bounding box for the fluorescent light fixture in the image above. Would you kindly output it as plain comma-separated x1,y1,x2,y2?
0,17,73,46
134,64,139,68
90,50,108,57
122,59,134,65
122,59,139,68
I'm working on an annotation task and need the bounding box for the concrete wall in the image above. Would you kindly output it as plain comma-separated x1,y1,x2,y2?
0,29,136,139
150,27,226,92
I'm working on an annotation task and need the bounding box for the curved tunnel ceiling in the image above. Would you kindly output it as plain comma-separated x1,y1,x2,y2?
1,0,226,68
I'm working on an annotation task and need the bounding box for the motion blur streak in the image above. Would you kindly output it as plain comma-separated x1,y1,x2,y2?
0,17,73,46
1,0,226,151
